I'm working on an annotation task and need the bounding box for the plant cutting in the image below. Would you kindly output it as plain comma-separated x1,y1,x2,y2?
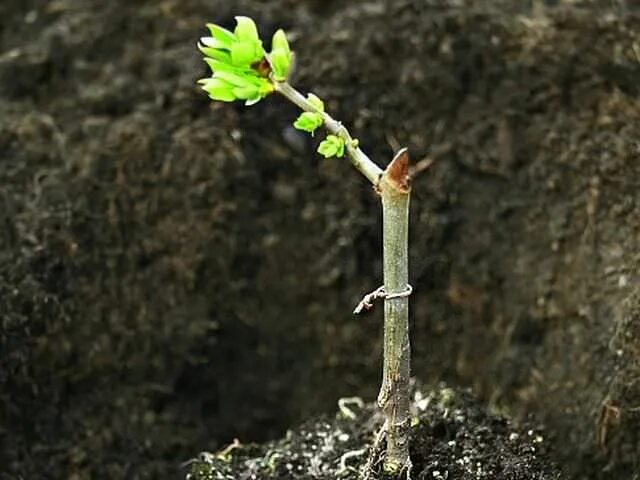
197,17,414,476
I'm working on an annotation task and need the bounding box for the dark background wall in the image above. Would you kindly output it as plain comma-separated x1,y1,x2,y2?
1,1,638,478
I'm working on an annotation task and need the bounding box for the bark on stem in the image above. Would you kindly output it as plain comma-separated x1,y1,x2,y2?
378,148,412,474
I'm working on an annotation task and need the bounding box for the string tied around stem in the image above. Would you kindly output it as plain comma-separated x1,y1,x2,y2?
353,284,413,315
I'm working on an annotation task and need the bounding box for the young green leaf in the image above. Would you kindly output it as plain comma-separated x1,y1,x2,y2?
269,29,292,81
214,71,259,88
257,79,274,96
200,36,230,50
198,78,236,102
269,30,292,80
199,46,232,63
233,85,260,100
206,23,236,47
234,16,260,43
230,41,258,66
318,135,345,158
293,112,323,135
271,29,290,56
306,93,324,112
270,49,291,81
203,57,247,76
244,79,274,105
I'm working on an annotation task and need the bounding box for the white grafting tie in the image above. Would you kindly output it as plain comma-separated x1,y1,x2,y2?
353,284,413,314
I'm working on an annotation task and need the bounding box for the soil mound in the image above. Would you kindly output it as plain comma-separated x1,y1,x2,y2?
186,386,560,480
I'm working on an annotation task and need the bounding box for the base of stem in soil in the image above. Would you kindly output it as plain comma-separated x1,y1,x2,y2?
184,384,561,480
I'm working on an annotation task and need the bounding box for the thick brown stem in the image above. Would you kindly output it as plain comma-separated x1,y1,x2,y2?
378,148,412,475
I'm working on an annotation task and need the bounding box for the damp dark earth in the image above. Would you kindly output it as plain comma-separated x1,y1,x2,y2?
1,1,639,479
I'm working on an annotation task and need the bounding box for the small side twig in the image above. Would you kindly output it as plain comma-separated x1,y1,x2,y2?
409,156,434,180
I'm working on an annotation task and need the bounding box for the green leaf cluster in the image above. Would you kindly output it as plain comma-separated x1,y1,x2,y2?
197,17,272,105
318,135,346,158
197,19,346,160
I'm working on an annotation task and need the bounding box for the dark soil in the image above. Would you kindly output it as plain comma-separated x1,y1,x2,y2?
1,1,639,479
186,385,560,480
